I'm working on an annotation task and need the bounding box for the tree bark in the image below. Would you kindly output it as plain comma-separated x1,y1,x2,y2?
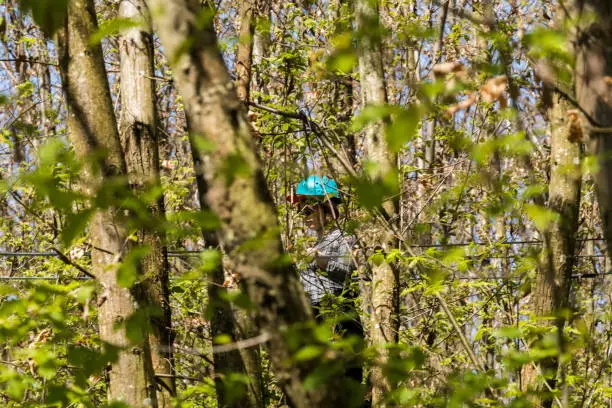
118,0,174,405
525,94,582,407
229,1,266,405
252,0,271,100
236,0,255,103
188,111,260,408
57,0,157,406
146,1,356,407
355,1,399,406
575,1,612,259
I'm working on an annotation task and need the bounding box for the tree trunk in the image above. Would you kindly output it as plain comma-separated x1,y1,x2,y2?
229,2,266,405
187,112,260,408
57,0,157,406
118,0,174,405
146,1,356,406
526,94,582,407
575,1,612,259
252,0,271,100
355,1,399,406
236,0,254,103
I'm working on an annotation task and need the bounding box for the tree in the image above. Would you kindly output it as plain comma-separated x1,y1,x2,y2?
4,1,612,406
118,0,174,404
575,1,612,258
355,0,400,405
525,94,582,406
236,0,255,103
57,0,157,405
146,0,357,406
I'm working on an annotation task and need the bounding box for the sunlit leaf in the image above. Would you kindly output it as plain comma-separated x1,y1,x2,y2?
525,204,560,232
117,246,151,289
386,105,421,152
19,0,68,35
294,345,324,362
61,209,94,248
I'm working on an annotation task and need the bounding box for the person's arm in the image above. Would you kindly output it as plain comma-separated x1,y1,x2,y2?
325,258,352,283
325,233,357,283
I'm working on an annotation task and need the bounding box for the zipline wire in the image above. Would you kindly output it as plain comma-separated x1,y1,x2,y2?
0,236,606,258
0,238,609,281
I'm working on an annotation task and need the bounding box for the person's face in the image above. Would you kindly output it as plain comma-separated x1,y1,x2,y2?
303,204,324,231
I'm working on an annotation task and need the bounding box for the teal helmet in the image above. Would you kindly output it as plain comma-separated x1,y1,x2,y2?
295,175,341,199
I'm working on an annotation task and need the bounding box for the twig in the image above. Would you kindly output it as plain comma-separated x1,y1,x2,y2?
247,101,303,120
157,344,214,366
212,332,271,354
0,58,58,67
434,292,486,372
51,248,96,279
155,373,202,382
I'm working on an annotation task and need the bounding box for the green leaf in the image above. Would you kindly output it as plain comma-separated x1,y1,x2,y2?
351,104,396,132
354,168,399,209
73,282,96,303
494,326,522,339
522,184,546,200
117,246,150,289
89,17,141,45
523,28,572,64
30,348,59,379
221,153,252,186
369,252,385,266
327,50,357,74
199,249,221,274
386,106,421,152
123,309,149,344
214,334,232,345
67,344,119,381
61,209,94,248
525,204,560,232
294,345,324,362
191,133,217,153
5,373,28,401
19,0,68,35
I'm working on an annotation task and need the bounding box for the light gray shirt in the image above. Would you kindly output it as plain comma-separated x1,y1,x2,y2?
300,229,356,304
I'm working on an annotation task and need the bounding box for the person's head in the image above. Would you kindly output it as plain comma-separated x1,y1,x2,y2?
288,175,342,235
300,197,341,232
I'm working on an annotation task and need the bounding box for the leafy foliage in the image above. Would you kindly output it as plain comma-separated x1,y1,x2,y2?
0,0,610,407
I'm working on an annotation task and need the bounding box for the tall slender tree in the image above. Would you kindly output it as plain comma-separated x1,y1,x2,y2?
229,1,266,405
355,0,400,405
526,94,581,407
236,0,255,103
575,1,612,258
146,0,356,406
57,0,157,405
118,0,174,405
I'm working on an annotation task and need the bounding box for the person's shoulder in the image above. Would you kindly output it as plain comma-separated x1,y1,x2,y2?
328,228,343,238
328,228,356,244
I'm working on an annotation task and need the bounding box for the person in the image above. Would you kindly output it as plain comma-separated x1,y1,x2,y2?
288,175,364,384
289,175,356,308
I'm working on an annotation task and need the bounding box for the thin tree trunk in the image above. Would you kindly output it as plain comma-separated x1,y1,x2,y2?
252,0,271,100
575,1,612,259
355,1,399,406
218,1,266,404
57,0,157,406
146,1,356,406
236,0,254,103
186,113,259,408
118,0,174,405
524,94,582,407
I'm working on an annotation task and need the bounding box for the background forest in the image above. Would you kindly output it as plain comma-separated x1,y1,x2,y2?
0,0,610,407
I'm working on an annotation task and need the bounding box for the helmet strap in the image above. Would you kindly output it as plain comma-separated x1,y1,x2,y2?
317,205,326,233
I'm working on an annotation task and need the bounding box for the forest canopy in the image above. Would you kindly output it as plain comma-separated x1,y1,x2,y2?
0,0,611,407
